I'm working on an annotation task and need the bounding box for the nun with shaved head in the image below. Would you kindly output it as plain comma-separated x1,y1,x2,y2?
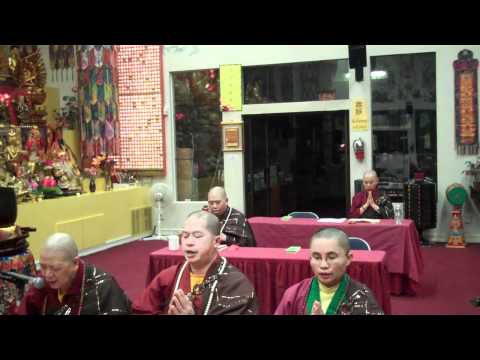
16,233,131,315
348,170,394,219
275,228,384,315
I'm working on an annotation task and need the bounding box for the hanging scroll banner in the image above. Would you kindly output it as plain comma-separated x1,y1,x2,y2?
220,64,242,112
454,49,479,155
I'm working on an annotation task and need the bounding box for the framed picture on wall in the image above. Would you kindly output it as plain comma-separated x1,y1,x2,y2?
222,121,243,152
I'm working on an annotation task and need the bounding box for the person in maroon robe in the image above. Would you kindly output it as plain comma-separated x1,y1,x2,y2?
348,170,394,219
16,233,131,315
133,210,258,315
205,186,256,247
275,228,383,315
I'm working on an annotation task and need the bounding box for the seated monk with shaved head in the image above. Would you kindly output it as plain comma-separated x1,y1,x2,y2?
133,211,258,315
205,186,256,247
348,170,394,219
16,233,131,315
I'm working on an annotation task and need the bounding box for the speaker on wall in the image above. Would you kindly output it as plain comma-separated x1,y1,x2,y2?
348,45,367,82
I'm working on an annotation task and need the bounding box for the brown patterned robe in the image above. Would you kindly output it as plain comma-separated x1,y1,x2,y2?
217,206,256,247
15,260,131,315
133,256,258,315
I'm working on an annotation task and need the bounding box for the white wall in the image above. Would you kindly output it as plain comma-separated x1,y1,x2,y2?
161,45,480,242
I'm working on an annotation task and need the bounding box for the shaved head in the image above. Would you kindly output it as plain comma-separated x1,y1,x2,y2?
363,170,378,180
41,233,78,262
207,187,229,216
208,186,227,200
310,228,350,254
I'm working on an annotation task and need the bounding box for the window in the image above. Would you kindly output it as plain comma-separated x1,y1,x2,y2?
173,69,223,201
371,53,436,183
243,59,349,104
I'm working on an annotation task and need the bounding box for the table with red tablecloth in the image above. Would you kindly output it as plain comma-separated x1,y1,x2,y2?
248,217,424,295
146,246,391,315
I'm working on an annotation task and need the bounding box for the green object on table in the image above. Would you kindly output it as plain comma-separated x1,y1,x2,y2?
286,246,301,253
281,215,292,221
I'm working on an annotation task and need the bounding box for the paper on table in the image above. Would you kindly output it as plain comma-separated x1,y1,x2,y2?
347,218,380,224
317,218,347,223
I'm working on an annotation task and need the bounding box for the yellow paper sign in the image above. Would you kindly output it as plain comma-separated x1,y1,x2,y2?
352,98,368,131
220,64,242,111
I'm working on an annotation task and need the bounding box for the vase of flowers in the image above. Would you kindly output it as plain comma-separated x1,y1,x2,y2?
83,154,116,192
84,166,98,193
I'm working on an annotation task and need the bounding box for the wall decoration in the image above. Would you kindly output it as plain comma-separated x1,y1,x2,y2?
77,45,120,170
454,49,479,155
116,45,166,172
48,45,76,82
220,64,242,111
221,120,243,151
0,45,47,126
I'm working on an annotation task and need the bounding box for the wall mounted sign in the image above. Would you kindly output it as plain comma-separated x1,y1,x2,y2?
351,98,368,131
220,64,242,112
221,120,243,151
454,49,479,155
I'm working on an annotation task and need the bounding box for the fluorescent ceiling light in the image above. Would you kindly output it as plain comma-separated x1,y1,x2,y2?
344,70,388,80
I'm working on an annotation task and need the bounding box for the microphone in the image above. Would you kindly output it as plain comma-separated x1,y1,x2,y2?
0,271,45,289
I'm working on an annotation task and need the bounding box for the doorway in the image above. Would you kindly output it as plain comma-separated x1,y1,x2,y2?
244,111,350,218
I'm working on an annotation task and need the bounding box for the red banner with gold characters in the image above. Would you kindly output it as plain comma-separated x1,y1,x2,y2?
454,49,479,155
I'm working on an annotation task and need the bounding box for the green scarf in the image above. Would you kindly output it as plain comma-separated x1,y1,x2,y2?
306,274,349,315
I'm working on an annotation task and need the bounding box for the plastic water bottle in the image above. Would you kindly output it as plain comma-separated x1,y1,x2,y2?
393,203,403,225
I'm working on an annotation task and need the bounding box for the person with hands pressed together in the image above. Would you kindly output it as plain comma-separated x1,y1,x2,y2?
348,170,394,219
205,186,256,247
274,228,383,315
133,210,258,315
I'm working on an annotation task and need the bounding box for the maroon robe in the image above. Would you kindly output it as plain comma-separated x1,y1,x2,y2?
16,260,131,315
274,276,384,315
133,256,258,315
348,189,394,219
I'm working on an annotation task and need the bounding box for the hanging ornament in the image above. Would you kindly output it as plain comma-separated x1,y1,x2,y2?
94,46,103,68
66,45,75,81
103,45,112,67
49,45,57,82
57,45,65,82
81,46,89,71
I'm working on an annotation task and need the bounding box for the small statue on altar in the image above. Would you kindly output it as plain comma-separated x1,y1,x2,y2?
5,126,25,177
25,125,45,162
0,136,6,166
46,124,61,160
52,150,82,192
447,209,466,248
